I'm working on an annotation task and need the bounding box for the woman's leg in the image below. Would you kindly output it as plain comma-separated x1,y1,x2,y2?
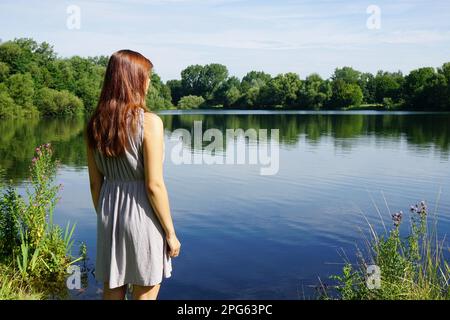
103,283,127,300
132,284,161,300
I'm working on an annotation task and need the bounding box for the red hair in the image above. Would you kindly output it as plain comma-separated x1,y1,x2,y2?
87,49,153,156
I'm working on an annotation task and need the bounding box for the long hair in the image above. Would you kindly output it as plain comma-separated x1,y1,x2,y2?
86,49,153,157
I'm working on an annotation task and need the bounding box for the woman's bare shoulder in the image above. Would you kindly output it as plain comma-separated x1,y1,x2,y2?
143,111,163,134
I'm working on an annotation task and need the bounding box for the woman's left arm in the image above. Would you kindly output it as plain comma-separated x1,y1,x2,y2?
85,135,104,212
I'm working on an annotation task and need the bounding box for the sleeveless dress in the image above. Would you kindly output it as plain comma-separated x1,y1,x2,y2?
93,108,172,289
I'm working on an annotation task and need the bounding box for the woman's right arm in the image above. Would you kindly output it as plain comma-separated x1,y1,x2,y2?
142,112,181,258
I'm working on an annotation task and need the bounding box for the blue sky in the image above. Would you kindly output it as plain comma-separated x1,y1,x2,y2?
0,0,449,81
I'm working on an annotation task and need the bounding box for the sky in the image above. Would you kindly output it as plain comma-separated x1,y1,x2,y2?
0,0,449,81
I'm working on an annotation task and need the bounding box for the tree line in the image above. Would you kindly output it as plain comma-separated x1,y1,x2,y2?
0,38,449,118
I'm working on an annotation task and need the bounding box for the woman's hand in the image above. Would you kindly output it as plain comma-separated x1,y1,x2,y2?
166,233,181,258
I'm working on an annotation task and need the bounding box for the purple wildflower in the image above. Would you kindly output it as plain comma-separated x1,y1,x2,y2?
392,211,403,227
410,201,427,217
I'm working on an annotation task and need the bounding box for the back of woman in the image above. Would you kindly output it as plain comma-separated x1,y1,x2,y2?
85,50,180,300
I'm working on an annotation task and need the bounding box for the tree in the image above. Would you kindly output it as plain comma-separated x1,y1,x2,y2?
373,71,403,104
201,63,228,100
166,79,183,106
177,95,205,109
402,67,438,110
330,67,364,109
0,62,10,82
332,67,361,84
259,73,302,108
359,72,375,103
330,80,363,109
0,86,18,118
180,64,228,101
240,71,271,92
146,73,173,110
297,73,332,110
6,73,35,109
239,71,271,108
212,76,241,108
180,64,204,97
34,87,83,116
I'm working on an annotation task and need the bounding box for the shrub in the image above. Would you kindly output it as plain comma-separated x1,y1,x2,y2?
0,143,83,299
177,95,205,109
34,88,84,116
0,88,20,118
328,201,450,300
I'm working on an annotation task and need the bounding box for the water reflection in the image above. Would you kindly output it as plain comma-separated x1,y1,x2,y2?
1,111,449,299
1,112,449,182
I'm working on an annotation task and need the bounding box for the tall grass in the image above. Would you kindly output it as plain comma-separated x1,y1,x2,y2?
0,143,82,299
328,200,449,300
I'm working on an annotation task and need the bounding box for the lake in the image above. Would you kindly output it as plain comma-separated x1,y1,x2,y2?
1,110,450,299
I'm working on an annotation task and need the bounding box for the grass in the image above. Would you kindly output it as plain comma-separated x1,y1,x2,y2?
324,200,449,300
0,143,83,299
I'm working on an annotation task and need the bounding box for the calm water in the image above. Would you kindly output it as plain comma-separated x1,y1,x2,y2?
1,111,450,299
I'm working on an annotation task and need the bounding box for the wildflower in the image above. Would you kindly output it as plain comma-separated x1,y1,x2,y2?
32,157,37,164
410,201,427,217
392,211,403,227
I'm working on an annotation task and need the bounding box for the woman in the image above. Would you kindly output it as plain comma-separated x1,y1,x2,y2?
85,50,180,300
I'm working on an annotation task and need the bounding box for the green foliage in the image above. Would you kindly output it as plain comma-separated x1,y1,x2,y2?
330,80,363,109
297,74,332,110
0,265,42,299
180,63,229,102
402,67,449,111
146,73,173,110
0,38,170,117
177,95,205,109
34,88,83,116
1,38,450,113
0,185,21,258
166,79,183,106
329,201,450,300
0,62,10,82
0,86,20,118
259,73,302,108
0,143,83,299
6,73,36,115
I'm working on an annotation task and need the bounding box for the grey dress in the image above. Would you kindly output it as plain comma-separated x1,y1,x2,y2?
93,108,172,289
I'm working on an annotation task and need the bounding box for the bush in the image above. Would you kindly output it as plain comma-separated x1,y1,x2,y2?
177,95,205,109
327,201,449,300
0,88,20,118
34,88,84,116
0,143,83,299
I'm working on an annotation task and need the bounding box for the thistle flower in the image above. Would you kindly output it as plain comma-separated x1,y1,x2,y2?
392,211,403,227
410,201,427,217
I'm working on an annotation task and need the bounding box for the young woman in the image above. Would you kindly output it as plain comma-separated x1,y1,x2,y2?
85,50,180,300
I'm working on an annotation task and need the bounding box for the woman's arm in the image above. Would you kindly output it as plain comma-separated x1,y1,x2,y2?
143,112,180,258
85,133,104,211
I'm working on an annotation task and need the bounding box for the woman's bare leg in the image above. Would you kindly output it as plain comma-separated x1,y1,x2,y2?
132,284,161,300
103,283,127,300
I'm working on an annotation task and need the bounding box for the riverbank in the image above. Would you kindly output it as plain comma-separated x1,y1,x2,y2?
0,143,82,300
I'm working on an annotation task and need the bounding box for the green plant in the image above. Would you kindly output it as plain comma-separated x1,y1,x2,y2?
0,185,21,259
0,143,85,299
329,200,449,300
